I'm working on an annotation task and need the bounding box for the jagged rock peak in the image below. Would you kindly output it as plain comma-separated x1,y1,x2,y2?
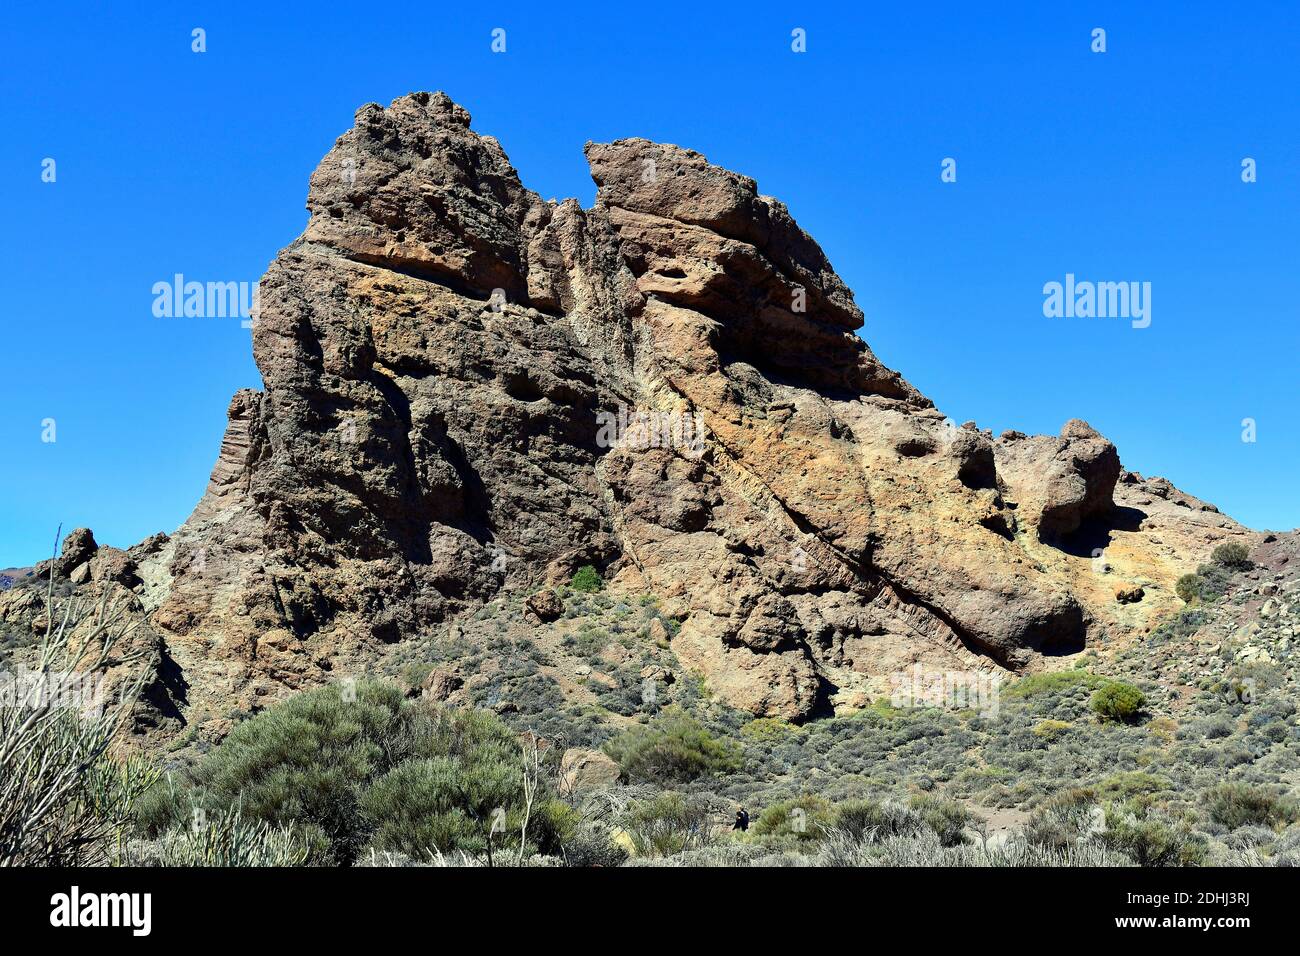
123,92,1251,734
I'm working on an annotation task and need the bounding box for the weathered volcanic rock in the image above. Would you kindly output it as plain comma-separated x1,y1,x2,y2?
50,527,97,577
127,92,1253,732
526,588,563,622
996,419,1122,540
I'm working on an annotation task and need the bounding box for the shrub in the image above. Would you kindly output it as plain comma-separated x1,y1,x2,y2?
603,707,741,783
908,795,973,847
1025,789,1099,851
561,821,628,867
133,772,195,838
1193,562,1234,601
359,707,545,863
1098,771,1171,799
529,799,582,856
1175,574,1203,604
741,717,800,746
832,799,924,842
1032,719,1072,740
360,754,520,861
752,795,834,843
0,587,154,866
1101,803,1206,866
1003,670,1103,699
569,565,603,593
1091,682,1146,723
622,792,713,858
192,682,537,865
1231,662,1284,700
141,808,308,867
193,680,428,864
857,830,1138,867
623,842,774,867
1205,783,1297,830
1210,541,1251,569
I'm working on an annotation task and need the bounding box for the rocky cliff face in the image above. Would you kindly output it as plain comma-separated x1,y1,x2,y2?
46,92,1255,735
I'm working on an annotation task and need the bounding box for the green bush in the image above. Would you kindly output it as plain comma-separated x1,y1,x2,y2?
1002,670,1103,699
1098,771,1171,799
1101,803,1206,866
192,680,428,864
1210,541,1251,569
1175,573,1203,604
1205,783,1296,830
603,707,741,783
832,799,924,842
1024,789,1099,851
561,821,628,867
360,740,521,861
740,717,800,746
1090,682,1146,724
622,792,713,858
1032,719,1072,740
908,795,973,847
570,565,603,593
133,772,194,839
1194,562,1234,601
752,795,834,842
190,681,536,865
530,799,582,856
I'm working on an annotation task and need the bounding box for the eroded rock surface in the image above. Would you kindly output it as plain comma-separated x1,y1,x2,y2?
95,92,1255,734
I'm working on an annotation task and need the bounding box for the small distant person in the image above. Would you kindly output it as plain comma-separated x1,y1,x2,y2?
733,808,750,832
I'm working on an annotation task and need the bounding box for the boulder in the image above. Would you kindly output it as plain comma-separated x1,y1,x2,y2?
55,527,98,576
421,668,463,703
558,748,621,793
526,589,563,622
89,547,140,588
1115,585,1145,604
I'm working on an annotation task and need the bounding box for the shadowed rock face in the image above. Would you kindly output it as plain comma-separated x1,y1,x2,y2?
131,92,1250,727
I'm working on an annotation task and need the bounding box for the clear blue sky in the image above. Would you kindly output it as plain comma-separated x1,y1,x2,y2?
3,1,1297,568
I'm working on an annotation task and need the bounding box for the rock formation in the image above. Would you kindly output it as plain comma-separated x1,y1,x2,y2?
7,92,1254,738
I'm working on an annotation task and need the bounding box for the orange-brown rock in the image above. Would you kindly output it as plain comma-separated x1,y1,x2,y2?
107,92,1253,734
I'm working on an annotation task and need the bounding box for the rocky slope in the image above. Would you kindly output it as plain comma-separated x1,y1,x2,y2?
2,92,1257,743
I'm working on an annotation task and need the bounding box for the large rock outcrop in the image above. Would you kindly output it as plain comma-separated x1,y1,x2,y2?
114,92,1250,730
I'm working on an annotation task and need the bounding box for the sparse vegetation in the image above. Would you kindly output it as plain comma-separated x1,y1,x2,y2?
11,530,1296,870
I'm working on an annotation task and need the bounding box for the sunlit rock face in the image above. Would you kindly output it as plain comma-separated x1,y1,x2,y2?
126,92,1249,731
